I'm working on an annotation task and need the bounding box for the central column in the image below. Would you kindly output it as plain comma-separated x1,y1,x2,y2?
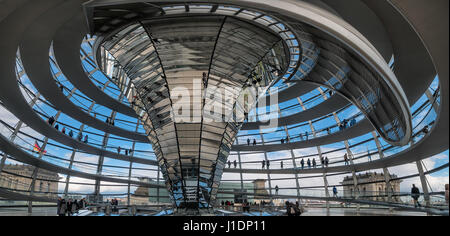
100,15,287,214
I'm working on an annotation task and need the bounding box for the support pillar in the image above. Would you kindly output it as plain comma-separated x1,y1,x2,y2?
127,120,140,206
234,139,245,201
416,160,431,207
371,132,394,203
425,89,439,112
63,151,77,198
260,134,273,204
156,165,161,203
323,172,330,209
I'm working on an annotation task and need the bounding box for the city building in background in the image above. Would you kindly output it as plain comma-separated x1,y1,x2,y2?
342,173,402,202
130,178,262,205
0,165,59,204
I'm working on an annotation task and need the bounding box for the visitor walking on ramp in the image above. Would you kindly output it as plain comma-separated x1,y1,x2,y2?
411,184,422,208
333,186,338,198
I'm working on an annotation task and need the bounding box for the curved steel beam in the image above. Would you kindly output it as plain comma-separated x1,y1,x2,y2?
18,1,148,142
52,12,138,118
